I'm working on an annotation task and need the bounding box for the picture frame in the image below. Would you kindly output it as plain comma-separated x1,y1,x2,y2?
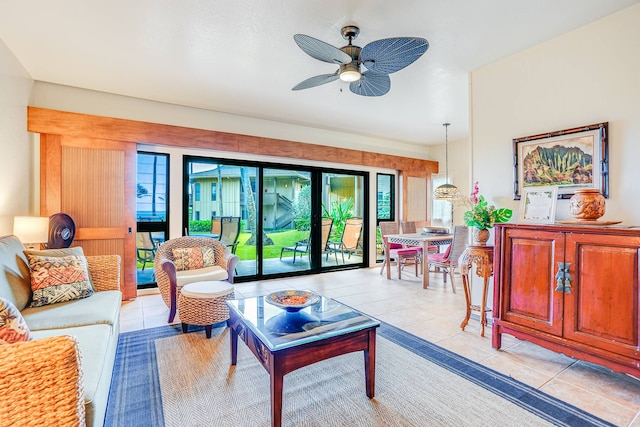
513,122,608,200
518,186,558,224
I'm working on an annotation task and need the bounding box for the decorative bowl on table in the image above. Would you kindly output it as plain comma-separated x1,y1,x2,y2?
265,290,320,312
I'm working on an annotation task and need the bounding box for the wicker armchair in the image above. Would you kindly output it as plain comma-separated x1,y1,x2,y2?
154,236,239,323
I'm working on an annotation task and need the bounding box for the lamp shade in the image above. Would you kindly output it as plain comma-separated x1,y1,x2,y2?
13,216,50,245
433,183,461,201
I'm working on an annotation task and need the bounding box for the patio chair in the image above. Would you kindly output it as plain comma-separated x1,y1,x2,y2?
426,225,469,293
279,233,310,263
210,216,223,239
136,231,158,271
154,236,239,323
326,217,363,264
280,217,334,264
219,216,241,254
379,221,421,278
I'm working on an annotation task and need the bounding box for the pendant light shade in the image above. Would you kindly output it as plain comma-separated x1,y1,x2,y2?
433,123,461,201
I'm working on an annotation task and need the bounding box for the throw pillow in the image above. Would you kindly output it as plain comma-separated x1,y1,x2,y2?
172,245,217,271
23,246,95,291
0,297,32,344
27,254,94,307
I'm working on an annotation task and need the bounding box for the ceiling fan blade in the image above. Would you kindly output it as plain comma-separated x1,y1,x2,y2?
360,37,429,74
292,72,340,91
293,34,352,65
349,72,391,97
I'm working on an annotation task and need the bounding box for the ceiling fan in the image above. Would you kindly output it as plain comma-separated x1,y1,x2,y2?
292,25,429,97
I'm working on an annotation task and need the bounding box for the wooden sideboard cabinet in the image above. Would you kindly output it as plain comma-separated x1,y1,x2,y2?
493,223,640,377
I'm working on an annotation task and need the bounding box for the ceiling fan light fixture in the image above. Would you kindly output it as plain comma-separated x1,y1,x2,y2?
339,63,361,82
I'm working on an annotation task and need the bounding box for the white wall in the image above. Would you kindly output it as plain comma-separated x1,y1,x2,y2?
470,4,640,225
0,38,34,235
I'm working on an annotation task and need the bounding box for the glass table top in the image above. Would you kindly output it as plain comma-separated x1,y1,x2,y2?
227,292,380,352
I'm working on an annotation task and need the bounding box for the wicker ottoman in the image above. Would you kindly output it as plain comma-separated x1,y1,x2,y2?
178,281,235,338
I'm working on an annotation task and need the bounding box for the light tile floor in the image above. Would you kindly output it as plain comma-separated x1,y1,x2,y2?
120,268,640,426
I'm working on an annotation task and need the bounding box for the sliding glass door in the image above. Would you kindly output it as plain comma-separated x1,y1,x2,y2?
185,156,367,281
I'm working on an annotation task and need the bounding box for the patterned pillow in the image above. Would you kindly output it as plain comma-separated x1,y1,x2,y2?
0,297,32,344
172,246,217,271
27,254,94,307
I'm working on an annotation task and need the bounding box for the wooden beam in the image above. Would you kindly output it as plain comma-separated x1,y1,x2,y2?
28,107,438,174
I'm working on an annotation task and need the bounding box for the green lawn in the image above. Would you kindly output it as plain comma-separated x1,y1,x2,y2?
235,229,309,260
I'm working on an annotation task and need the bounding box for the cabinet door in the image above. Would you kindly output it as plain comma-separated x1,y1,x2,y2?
501,228,564,336
564,232,640,357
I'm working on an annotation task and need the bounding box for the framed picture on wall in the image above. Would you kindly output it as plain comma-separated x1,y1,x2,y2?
518,186,558,224
513,122,608,200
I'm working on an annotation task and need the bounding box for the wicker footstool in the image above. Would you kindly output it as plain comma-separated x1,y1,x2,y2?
178,281,234,338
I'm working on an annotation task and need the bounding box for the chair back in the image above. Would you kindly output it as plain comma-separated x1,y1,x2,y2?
211,216,223,235
401,221,417,234
445,226,470,265
379,221,403,251
137,232,155,250
321,218,333,251
219,217,241,249
341,218,363,251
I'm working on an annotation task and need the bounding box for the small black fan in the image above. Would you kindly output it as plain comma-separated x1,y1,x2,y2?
292,26,429,97
47,213,76,249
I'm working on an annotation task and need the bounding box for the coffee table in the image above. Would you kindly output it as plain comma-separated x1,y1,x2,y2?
226,292,380,427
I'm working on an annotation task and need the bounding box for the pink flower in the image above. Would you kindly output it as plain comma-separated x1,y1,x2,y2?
470,181,480,204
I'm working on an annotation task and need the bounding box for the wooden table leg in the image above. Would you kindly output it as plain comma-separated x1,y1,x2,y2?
270,357,284,427
480,276,489,337
364,329,376,398
422,240,429,289
460,272,472,331
385,238,391,280
230,324,238,365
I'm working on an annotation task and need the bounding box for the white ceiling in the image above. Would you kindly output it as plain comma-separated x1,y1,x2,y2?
0,0,638,146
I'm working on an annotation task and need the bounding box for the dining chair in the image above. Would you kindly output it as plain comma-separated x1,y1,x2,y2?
426,225,469,293
379,221,421,278
400,220,438,255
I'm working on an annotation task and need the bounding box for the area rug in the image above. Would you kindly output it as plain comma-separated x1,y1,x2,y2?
105,323,613,427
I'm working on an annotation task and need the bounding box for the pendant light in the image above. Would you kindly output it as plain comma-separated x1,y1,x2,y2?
433,122,461,200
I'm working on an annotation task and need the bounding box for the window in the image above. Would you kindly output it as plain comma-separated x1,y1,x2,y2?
211,182,217,201
376,174,394,222
195,183,201,202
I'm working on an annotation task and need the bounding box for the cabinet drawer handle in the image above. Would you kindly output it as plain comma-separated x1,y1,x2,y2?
555,262,573,294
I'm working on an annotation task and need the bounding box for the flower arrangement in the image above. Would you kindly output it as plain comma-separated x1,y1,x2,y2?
461,182,513,230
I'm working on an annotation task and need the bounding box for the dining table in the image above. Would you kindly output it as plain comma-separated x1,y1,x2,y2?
384,233,453,289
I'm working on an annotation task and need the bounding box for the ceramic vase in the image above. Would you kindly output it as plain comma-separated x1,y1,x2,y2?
569,189,605,221
472,227,490,245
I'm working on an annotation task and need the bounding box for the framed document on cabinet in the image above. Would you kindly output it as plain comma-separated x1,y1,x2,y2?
518,186,558,224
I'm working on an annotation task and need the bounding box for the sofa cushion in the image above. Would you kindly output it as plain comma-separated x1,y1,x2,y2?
21,290,121,332
0,235,32,311
176,265,228,287
31,323,117,425
0,297,31,344
27,254,94,307
172,245,216,271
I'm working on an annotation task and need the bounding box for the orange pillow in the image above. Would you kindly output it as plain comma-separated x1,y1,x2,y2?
0,298,32,344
